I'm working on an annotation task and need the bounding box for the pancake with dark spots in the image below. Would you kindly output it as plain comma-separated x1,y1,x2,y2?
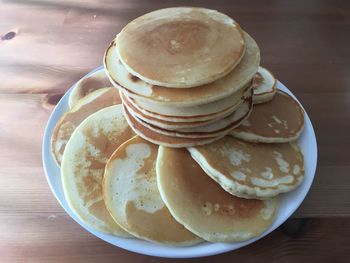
252,67,276,104
51,87,121,166
68,68,112,108
128,74,140,83
231,90,305,143
103,136,201,245
156,147,278,242
188,136,304,199
61,105,135,236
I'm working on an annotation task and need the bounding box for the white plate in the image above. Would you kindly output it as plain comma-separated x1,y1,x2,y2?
42,66,317,258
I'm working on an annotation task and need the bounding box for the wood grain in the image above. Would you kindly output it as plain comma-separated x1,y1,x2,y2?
1,217,349,262
0,0,350,262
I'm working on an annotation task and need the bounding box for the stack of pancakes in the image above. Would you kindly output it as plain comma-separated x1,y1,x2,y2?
104,7,260,147
52,7,306,246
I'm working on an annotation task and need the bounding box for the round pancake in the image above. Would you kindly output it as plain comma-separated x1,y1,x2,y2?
68,68,112,108
104,32,259,106
51,87,121,166
103,136,201,245
156,147,278,242
253,67,276,104
61,105,135,236
116,7,245,88
128,95,252,139
123,92,239,129
123,105,224,147
231,90,304,143
188,136,304,199
125,86,248,118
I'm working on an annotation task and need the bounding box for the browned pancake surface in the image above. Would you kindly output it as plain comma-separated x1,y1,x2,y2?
103,136,201,245
157,147,278,242
51,88,121,165
117,7,245,87
232,90,304,142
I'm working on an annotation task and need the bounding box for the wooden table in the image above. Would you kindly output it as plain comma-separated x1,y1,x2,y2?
1,0,349,262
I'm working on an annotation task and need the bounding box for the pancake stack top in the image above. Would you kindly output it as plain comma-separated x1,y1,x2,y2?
104,7,260,147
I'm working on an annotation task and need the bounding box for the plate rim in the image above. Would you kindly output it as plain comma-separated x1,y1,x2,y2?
42,66,318,258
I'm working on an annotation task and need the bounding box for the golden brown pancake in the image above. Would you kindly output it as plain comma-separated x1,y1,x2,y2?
188,136,304,199
231,90,304,143
123,105,224,147
125,85,247,119
252,67,276,104
121,92,230,129
104,32,258,106
51,87,121,166
157,147,278,242
61,105,135,236
121,86,251,127
116,7,245,88
103,136,201,245
68,68,112,108
127,95,252,139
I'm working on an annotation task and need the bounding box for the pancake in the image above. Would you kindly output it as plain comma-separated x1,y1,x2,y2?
156,147,278,242
123,105,224,147
116,7,245,88
123,94,238,129
103,136,201,245
68,68,112,108
61,105,135,236
128,94,252,139
253,67,276,104
51,87,121,166
124,85,248,119
188,136,304,199
231,90,304,143
104,32,259,106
